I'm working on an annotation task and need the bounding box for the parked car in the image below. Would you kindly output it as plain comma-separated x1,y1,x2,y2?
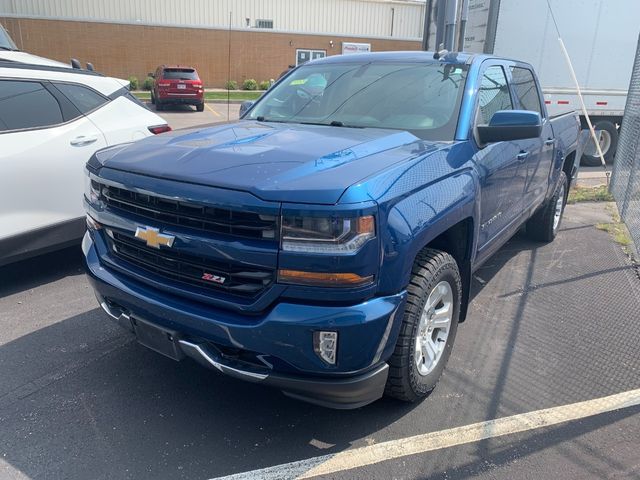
0,54,171,266
150,65,205,112
83,52,579,408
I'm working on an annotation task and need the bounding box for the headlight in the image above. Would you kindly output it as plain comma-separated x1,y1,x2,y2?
281,215,375,254
84,170,101,204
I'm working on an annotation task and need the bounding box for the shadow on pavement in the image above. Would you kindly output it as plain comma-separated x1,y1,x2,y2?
0,246,84,298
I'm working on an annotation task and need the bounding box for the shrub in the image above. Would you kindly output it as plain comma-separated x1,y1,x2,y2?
225,80,238,90
258,80,270,90
243,78,258,91
128,76,139,90
142,76,154,91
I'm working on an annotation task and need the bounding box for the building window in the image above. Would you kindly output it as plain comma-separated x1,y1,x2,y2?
255,19,273,29
296,49,326,66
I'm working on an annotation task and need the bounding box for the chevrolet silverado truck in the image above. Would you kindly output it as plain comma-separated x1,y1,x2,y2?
83,52,579,409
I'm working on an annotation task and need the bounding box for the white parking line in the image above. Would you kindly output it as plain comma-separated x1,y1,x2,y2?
211,388,640,480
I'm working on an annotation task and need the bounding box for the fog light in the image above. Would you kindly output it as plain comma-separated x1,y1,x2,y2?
314,331,338,365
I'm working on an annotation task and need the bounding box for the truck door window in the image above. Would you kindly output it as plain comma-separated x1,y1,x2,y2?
509,67,542,115
477,66,513,124
0,80,64,132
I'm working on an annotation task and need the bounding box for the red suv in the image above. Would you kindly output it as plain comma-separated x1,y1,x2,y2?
150,65,205,112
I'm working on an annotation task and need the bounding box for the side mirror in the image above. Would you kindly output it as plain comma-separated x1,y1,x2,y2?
477,110,542,144
239,100,254,118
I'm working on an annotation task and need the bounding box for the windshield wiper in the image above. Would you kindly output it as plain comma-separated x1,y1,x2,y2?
299,120,364,128
0,46,18,51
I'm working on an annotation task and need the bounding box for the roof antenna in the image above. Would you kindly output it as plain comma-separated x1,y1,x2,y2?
70,58,81,69
433,44,448,60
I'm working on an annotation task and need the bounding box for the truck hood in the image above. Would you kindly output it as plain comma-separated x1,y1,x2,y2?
97,121,445,204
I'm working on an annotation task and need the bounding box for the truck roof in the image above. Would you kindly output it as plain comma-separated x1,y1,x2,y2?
314,51,476,65
309,51,532,67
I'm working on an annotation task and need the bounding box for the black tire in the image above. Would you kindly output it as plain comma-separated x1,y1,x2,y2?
196,102,205,112
155,101,163,111
526,171,568,242
385,249,462,402
581,120,618,166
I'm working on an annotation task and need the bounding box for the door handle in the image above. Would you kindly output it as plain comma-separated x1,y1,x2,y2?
70,135,98,147
517,151,529,162
545,138,555,146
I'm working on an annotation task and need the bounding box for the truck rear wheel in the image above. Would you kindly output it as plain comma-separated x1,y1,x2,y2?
581,120,618,166
385,249,461,402
526,171,567,242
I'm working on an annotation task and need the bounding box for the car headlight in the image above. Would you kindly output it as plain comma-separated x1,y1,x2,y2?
281,215,375,254
84,170,101,204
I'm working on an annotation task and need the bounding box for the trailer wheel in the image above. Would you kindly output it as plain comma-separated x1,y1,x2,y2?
581,120,618,166
384,249,461,403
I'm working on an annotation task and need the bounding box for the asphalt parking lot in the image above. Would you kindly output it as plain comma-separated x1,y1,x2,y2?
148,102,240,130
1,202,639,480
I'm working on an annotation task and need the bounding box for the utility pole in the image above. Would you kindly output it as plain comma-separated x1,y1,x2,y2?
443,0,458,50
427,0,470,52
422,0,434,50
457,0,469,51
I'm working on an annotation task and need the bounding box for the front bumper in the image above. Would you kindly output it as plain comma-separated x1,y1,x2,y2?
83,233,406,409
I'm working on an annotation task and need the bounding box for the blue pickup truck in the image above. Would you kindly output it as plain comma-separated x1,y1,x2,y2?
83,52,579,409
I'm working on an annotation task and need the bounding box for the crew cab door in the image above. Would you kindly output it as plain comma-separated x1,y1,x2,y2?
473,63,528,261
508,66,554,210
0,79,107,240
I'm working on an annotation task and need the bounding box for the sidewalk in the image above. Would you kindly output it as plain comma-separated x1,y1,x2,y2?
576,165,612,187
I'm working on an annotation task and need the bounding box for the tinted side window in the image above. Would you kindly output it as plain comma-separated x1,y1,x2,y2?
509,67,542,115
54,83,108,114
477,66,513,124
0,80,64,131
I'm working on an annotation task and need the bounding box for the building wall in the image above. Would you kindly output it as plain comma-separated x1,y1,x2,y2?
0,0,426,39
0,17,422,86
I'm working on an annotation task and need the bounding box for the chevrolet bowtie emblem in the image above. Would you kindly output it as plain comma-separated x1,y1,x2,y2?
134,226,175,249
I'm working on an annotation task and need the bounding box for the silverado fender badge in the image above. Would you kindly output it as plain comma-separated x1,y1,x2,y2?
202,273,226,284
134,226,175,249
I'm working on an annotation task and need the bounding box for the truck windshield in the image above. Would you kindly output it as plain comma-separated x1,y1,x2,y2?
0,25,18,51
246,62,468,140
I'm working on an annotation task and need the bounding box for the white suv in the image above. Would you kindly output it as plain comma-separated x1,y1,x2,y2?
0,52,170,265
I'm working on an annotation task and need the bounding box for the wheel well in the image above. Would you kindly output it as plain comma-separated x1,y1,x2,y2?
420,218,473,322
579,115,622,129
563,151,576,188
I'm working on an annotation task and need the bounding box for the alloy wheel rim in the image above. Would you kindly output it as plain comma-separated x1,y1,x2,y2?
584,129,612,157
414,281,453,376
553,183,565,231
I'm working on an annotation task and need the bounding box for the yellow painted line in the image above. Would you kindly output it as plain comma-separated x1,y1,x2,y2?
205,103,221,117
211,388,640,480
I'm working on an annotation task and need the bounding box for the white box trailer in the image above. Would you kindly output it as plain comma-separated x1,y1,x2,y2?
464,0,640,165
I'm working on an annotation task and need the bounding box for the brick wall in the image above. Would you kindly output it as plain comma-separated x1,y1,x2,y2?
1,17,422,87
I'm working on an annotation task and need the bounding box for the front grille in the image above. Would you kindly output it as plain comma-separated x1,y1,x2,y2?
97,182,277,240
107,230,274,297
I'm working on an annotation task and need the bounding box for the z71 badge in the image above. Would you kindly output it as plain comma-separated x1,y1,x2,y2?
202,273,226,284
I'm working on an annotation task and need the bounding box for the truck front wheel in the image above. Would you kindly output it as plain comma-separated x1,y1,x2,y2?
385,249,462,402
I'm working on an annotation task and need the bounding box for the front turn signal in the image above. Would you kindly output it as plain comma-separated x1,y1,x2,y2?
277,269,373,288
